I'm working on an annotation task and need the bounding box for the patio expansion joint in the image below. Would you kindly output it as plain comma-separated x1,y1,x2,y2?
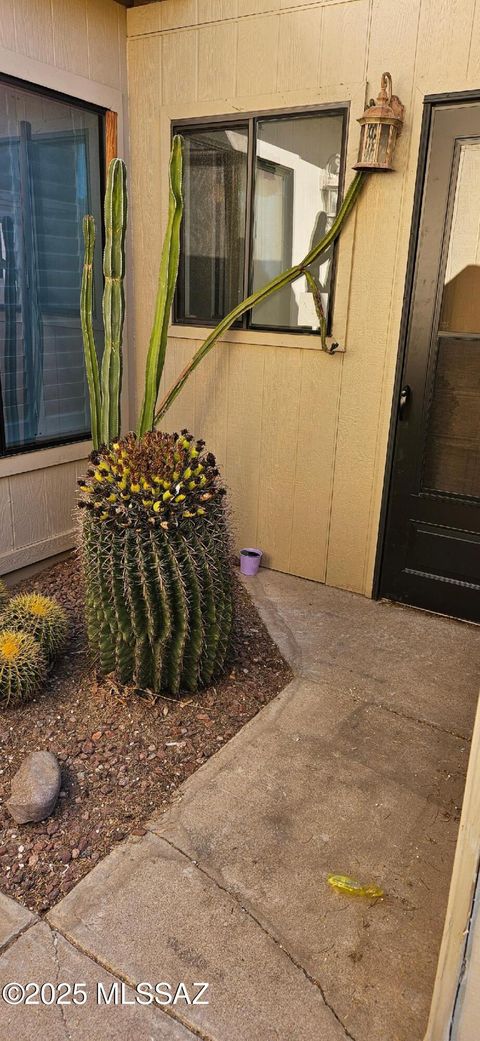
0,914,38,958
50,928,73,1041
334,682,473,744
155,834,359,1041
41,919,215,1041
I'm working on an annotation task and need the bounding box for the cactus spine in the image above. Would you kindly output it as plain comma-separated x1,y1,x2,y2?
0,629,47,708
3,594,69,661
78,431,233,695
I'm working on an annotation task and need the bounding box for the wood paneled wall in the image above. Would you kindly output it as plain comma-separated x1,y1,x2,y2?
0,0,127,576
127,0,480,593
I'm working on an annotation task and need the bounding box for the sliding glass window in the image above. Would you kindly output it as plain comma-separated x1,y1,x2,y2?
0,76,104,455
174,108,346,333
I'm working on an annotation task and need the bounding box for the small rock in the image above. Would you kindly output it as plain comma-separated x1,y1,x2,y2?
6,752,62,825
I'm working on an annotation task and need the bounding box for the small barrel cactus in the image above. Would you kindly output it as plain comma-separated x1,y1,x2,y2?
78,429,233,695
0,578,9,612
3,594,69,661
0,629,47,707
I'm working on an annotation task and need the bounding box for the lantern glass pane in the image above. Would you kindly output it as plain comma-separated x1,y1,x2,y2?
377,124,392,167
363,122,379,164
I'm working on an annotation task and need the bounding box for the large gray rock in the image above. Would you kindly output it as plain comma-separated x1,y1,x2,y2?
7,751,61,824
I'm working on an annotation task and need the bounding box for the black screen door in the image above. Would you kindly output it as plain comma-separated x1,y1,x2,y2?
380,101,480,623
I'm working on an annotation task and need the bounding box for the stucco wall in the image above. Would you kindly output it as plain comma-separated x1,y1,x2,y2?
0,0,127,576
126,0,480,594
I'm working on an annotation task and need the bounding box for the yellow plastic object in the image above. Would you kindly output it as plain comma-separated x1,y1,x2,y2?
327,874,384,899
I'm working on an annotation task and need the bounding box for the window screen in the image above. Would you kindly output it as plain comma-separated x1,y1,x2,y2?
174,109,346,333
0,78,104,454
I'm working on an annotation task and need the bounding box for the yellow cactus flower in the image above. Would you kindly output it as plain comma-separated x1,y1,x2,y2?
153,501,162,513
94,470,103,482
188,481,196,490
197,507,205,516
162,490,172,501
175,494,186,503
99,512,109,521
107,494,116,503
142,499,153,508
0,631,22,662
131,482,140,493
183,467,192,480
79,485,91,493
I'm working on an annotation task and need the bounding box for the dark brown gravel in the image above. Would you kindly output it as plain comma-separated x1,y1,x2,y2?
0,555,292,914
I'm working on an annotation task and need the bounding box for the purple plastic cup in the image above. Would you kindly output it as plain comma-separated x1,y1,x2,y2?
240,548,262,576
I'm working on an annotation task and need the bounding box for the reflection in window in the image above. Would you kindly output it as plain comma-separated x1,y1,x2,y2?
252,115,343,330
424,141,480,498
439,141,480,335
0,80,104,454
176,127,248,323
174,110,346,333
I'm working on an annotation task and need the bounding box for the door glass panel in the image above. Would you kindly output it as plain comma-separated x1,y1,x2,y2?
439,141,480,335
423,337,480,497
423,141,480,498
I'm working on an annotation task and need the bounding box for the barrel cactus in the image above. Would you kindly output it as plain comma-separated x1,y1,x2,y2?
0,629,47,707
3,594,69,661
78,430,233,695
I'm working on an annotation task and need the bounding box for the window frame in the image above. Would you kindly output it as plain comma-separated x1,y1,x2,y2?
172,102,349,336
0,71,107,460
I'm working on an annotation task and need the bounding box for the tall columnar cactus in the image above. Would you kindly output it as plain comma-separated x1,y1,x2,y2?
0,629,47,708
80,157,127,449
78,431,233,694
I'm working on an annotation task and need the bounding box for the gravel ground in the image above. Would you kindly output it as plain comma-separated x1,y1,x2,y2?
0,556,292,914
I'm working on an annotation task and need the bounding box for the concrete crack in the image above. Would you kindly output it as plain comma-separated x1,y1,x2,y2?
42,923,215,1041
0,917,38,958
51,930,73,1041
158,835,359,1041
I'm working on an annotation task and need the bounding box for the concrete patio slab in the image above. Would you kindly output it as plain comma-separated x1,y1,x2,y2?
48,830,349,1041
246,569,479,736
0,893,36,953
0,920,194,1040
148,674,467,1041
23,571,478,1041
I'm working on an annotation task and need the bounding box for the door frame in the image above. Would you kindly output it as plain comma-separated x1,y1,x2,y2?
373,88,480,602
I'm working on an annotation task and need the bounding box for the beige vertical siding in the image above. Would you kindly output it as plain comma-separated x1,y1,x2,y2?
0,0,127,576
127,0,480,594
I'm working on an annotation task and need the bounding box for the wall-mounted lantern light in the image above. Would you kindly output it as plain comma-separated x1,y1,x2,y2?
354,73,405,171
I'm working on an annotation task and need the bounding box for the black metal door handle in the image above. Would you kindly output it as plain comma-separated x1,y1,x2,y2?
399,385,410,419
